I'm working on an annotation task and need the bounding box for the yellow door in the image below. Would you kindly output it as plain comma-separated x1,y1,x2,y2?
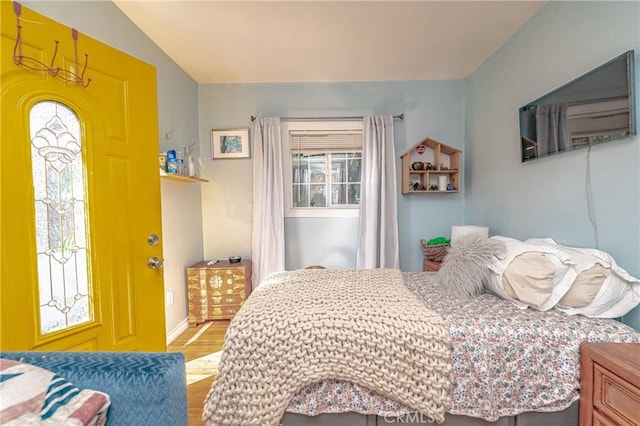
1,2,166,351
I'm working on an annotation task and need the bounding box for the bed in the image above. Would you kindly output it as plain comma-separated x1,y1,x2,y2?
202,240,640,426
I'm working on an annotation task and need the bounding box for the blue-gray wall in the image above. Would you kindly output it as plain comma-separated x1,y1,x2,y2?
198,82,465,271
464,1,640,329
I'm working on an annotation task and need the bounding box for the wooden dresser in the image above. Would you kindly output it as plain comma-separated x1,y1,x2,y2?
579,342,640,426
187,260,252,327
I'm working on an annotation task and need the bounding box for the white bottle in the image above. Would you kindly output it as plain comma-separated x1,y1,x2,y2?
176,150,185,174
188,156,195,177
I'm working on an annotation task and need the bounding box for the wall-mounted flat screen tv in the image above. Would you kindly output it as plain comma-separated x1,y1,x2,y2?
519,50,636,162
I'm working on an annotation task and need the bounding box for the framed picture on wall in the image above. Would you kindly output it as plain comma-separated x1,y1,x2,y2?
211,128,250,159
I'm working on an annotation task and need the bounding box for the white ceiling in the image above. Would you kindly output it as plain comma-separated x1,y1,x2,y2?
113,1,546,84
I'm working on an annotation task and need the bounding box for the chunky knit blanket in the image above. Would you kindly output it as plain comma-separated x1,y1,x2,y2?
202,268,452,426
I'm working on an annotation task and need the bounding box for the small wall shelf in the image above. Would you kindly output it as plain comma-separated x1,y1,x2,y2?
401,138,461,194
160,169,208,183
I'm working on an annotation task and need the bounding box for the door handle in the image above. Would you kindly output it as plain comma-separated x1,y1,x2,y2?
147,257,164,270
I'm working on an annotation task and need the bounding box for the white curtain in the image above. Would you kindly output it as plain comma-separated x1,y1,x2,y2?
356,115,399,269
536,103,571,156
251,117,285,288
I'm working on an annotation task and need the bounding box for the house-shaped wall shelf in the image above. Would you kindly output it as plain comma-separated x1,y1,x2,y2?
400,138,461,194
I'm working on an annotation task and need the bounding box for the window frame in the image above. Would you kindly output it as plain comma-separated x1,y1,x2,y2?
282,120,363,218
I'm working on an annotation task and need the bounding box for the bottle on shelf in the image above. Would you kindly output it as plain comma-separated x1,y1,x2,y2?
166,150,178,174
187,156,195,177
176,150,185,175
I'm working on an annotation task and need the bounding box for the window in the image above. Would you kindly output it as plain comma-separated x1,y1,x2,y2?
283,121,363,217
30,101,92,335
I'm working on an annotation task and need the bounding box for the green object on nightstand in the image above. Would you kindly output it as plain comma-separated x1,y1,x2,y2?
427,236,450,246
420,237,451,262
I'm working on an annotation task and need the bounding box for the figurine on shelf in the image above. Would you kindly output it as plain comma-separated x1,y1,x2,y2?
429,184,439,191
447,183,456,191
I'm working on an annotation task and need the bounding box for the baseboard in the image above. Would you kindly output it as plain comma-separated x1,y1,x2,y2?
166,317,189,345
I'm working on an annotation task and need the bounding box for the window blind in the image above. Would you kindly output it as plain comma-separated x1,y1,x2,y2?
568,99,630,137
289,130,362,153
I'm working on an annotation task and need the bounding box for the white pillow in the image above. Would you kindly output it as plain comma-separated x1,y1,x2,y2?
501,252,555,308
486,236,576,311
524,238,640,317
557,246,639,318
557,263,608,308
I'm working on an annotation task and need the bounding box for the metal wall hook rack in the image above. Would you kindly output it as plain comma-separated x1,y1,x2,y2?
12,2,92,87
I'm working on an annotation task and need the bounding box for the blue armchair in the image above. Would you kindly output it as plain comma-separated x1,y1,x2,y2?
1,351,188,426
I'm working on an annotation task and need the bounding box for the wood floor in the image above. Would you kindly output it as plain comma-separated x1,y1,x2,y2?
167,320,229,426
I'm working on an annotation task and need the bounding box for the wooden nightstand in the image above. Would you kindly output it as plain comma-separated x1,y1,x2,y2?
187,260,252,327
579,342,640,426
423,260,442,272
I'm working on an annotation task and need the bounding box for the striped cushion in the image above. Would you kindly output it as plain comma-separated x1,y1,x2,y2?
0,358,110,425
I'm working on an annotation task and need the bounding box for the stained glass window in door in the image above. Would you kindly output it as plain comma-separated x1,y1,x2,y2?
30,101,92,335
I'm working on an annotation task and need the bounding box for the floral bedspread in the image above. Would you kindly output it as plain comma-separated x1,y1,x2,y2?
285,272,640,421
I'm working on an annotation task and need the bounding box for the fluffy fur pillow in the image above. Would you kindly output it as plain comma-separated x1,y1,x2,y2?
438,235,505,299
